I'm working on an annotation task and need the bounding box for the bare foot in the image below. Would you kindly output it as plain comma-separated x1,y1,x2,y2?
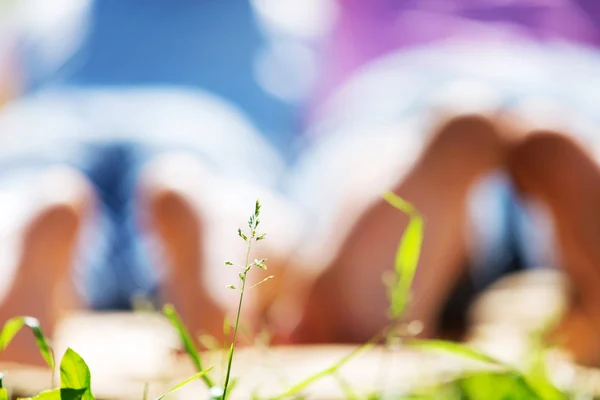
0,203,83,366
148,187,227,341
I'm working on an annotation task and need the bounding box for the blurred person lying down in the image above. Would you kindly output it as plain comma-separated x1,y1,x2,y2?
0,0,305,365
2,0,600,370
280,0,600,366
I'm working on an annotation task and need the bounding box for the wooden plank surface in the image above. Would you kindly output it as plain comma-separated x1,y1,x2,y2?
1,311,488,399
0,270,598,399
0,313,597,400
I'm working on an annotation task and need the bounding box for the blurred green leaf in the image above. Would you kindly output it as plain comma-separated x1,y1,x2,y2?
0,317,54,369
19,388,87,400
162,304,214,388
155,368,213,400
60,348,94,400
0,318,24,350
382,192,418,215
198,334,220,352
523,338,566,400
383,192,423,319
223,314,232,338
456,371,540,399
57,389,87,400
392,215,423,318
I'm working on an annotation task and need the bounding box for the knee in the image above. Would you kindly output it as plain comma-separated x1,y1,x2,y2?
507,130,595,196
35,164,95,217
422,113,508,180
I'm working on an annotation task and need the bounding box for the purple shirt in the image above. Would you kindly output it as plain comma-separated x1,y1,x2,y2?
317,0,600,104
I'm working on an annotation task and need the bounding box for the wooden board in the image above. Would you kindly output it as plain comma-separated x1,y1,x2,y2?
1,311,488,399
0,270,598,399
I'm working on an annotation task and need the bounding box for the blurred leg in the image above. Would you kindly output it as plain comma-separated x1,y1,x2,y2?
149,187,227,338
0,166,91,365
140,153,299,342
507,131,600,366
291,114,510,343
139,154,224,341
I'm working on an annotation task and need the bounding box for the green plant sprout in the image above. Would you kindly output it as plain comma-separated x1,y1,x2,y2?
161,200,272,400
0,317,54,370
163,304,215,389
381,191,424,323
0,316,55,387
222,199,272,400
156,368,214,400
0,318,123,400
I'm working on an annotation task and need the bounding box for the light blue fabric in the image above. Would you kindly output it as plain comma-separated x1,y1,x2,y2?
21,0,299,159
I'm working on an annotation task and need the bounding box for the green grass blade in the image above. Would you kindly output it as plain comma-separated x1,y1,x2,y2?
225,377,238,399
383,192,424,319
155,368,214,400
332,372,360,400
162,304,214,388
391,215,423,318
217,377,238,400
382,192,418,215
0,317,54,369
60,348,94,400
406,339,508,367
521,332,566,400
269,337,378,400
224,342,234,388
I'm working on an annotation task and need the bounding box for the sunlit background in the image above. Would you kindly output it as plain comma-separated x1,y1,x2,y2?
1,1,600,397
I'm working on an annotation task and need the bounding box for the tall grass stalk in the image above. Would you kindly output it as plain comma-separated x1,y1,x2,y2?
222,200,270,400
